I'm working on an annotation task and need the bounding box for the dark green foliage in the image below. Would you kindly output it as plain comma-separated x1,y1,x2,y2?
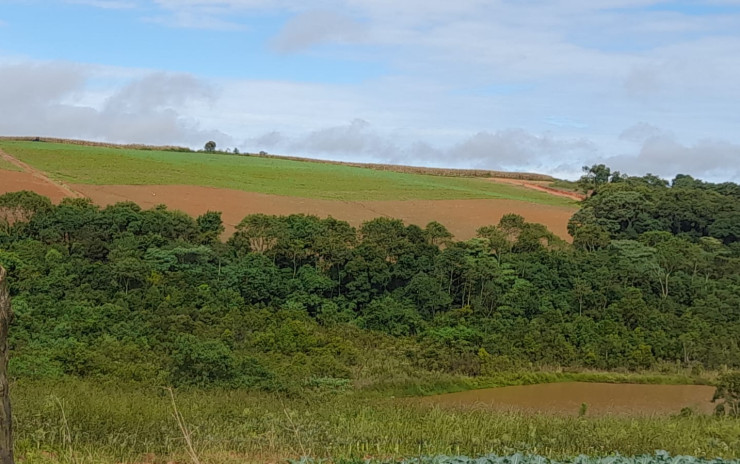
196,210,225,244
713,371,740,417
2,170,740,389
359,296,424,336
571,174,740,244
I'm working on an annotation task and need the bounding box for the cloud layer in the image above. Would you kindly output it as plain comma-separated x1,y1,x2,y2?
0,0,738,182
0,62,227,146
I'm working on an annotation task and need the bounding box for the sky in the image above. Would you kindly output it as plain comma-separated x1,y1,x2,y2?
1,0,740,182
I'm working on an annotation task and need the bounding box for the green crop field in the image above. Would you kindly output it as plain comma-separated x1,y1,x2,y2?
0,156,22,172
0,141,576,205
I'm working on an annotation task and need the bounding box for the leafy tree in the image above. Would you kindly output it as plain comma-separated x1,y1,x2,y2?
359,296,424,336
196,211,225,245
404,272,452,318
314,217,356,276
360,217,409,262
275,214,324,276
477,224,512,264
0,190,52,234
498,213,526,241
573,224,611,252
171,334,236,387
424,221,453,247
514,222,562,253
204,141,217,152
709,211,740,244
577,164,612,194
230,214,286,255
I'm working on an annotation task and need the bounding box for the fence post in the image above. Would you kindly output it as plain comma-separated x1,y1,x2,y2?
0,266,14,464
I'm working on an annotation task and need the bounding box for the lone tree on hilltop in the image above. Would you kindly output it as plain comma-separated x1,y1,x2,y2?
0,266,13,464
204,141,217,153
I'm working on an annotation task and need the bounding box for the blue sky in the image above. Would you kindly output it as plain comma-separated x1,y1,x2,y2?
1,0,740,181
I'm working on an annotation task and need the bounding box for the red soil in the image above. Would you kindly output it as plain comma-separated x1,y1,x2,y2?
1,144,577,241
0,149,83,201
488,177,586,201
72,184,577,241
0,169,71,203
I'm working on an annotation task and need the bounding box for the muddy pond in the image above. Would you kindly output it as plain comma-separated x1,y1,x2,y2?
421,382,716,416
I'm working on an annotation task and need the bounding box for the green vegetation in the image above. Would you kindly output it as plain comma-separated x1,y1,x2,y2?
550,179,580,192
0,170,737,388
713,371,740,417
300,455,740,464
12,380,740,463
0,157,21,172
1,166,739,463
0,141,575,204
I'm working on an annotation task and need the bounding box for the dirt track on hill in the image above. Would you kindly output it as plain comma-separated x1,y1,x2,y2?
72,184,577,241
488,178,586,201
0,169,73,203
0,149,82,200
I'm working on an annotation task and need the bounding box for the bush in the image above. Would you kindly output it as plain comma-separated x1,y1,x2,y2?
713,371,740,417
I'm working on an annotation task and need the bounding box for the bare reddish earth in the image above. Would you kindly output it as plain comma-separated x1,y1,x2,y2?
72,184,577,241
1,145,577,241
488,177,586,201
0,170,71,203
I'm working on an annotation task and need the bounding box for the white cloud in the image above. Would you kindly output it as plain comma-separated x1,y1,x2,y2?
247,120,599,173
449,130,598,169
619,122,665,144
271,10,368,53
0,60,226,146
606,130,740,182
3,1,740,183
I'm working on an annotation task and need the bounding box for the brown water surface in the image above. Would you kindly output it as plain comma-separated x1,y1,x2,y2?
422,382,716,416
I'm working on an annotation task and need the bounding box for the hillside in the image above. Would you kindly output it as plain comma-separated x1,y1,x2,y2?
1,154,740,463
0,136,557,181
0,139,579,241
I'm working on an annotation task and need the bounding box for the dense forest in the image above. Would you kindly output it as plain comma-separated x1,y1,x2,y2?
0,168,739,391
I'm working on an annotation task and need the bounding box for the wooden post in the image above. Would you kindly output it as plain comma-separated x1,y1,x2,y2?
0,266,13,464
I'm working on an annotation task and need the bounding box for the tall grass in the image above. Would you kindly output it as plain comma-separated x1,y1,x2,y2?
355,361,715,398
12,380,740,464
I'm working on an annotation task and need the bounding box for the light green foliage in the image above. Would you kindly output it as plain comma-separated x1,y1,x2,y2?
0,157,22,172
11,381,740,464
0,141,576,204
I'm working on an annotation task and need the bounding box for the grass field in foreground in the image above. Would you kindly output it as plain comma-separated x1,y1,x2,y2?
12,379,740,464
0,141,577,205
